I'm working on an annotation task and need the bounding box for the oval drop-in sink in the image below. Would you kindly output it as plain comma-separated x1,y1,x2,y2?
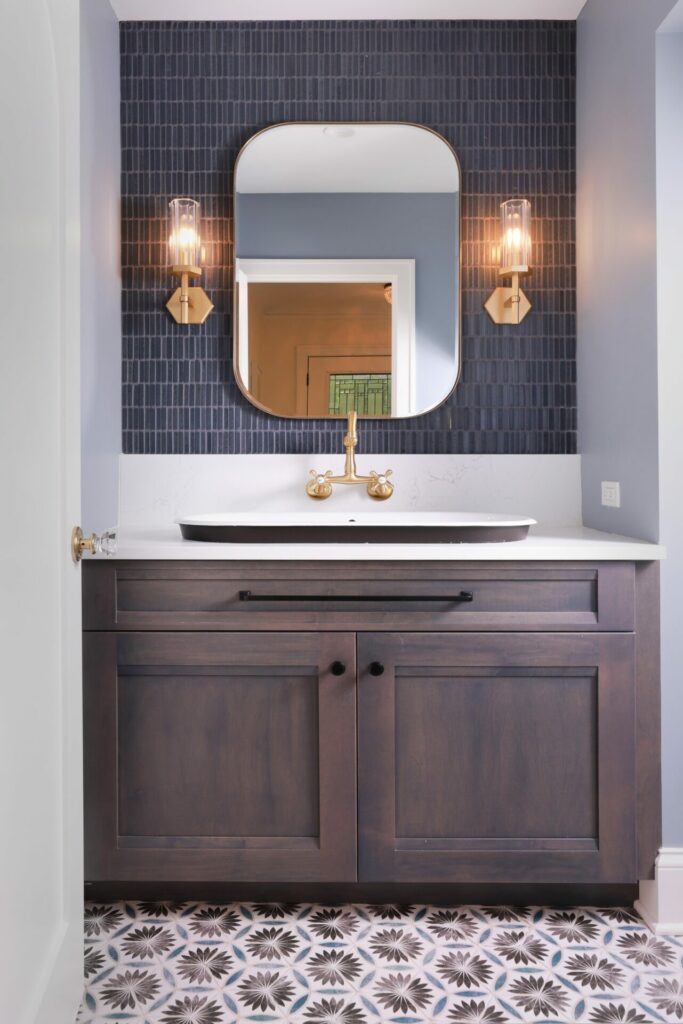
177,511,536,544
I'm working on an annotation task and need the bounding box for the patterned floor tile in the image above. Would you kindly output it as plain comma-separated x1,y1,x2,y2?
78,903,683,1023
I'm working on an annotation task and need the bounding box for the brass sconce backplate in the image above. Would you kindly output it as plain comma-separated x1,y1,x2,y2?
484,284,532,325
166,285,214,324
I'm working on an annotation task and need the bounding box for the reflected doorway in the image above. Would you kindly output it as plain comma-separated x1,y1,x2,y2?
246,281,393,416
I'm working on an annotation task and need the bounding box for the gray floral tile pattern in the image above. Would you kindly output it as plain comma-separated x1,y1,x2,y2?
79,903,683,1023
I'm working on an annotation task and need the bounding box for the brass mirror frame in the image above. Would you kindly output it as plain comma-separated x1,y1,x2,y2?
232,121,463,420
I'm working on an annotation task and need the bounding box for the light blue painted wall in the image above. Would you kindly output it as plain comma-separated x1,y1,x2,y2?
578,0,682,850
236,192,458,412
80,0,120,528
656,27,683,847
576,0,676,542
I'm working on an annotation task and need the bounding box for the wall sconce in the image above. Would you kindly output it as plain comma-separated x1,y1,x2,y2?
166,197,214,324
485,198,532,325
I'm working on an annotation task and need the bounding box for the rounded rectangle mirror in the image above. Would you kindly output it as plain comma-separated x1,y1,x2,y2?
234,122,461,419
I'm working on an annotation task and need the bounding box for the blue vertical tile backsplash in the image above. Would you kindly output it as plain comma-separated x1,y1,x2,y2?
121,21,576,454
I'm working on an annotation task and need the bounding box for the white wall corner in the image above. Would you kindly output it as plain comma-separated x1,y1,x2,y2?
636,848,683,934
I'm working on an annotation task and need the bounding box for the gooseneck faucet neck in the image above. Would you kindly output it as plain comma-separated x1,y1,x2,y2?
343,411,359,479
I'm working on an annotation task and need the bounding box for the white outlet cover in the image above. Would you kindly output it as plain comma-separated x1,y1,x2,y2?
601,481,621,508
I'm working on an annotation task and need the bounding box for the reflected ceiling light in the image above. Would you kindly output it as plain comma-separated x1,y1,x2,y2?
485,198,532,325
166,197,214,325
323,125,355,139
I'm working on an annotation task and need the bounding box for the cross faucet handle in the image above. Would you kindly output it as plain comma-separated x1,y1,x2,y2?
306,469,333,500
367,469,394,501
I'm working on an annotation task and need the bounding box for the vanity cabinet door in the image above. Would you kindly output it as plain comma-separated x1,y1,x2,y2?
358,632,636,884
83,632,357,883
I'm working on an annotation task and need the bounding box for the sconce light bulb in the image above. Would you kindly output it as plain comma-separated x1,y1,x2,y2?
170,226,200,267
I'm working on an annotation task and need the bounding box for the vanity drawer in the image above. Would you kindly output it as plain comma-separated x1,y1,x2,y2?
82,560,635,632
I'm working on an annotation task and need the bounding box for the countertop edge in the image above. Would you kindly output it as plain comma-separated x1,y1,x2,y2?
92,527,666,562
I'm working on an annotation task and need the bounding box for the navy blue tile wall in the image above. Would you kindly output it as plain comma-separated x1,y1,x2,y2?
121,20,576,454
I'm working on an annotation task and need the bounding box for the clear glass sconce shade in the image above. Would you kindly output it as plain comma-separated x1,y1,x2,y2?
169,197,201,268
499,198,531,275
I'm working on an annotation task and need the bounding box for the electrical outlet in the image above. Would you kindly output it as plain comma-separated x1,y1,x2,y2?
601,481,621,508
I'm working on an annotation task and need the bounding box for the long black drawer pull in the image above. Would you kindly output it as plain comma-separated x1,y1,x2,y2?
238,590,473,603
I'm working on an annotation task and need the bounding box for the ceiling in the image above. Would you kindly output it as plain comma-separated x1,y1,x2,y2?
660,0,683,32
111,0,586,21
251,282,392,319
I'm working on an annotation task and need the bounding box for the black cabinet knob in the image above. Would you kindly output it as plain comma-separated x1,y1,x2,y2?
369,662,385,676
330,661,346,676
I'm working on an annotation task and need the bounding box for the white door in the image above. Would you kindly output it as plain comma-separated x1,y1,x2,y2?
0,1,83,1021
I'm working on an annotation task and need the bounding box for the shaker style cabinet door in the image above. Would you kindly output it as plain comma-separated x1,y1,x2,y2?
83,632,357,883
358,632,636,884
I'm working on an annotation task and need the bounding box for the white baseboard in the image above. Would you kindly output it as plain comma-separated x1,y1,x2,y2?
636,848,683,935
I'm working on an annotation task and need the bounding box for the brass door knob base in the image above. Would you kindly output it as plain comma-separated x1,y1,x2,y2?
71,526,117,563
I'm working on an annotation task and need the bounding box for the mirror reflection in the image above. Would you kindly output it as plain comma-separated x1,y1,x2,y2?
234,123,460,418
246,282,391,416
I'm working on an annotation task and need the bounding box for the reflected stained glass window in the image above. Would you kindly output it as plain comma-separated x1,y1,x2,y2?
329,373,392,416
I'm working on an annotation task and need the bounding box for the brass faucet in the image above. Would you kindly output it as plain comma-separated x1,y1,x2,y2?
306,411,394,501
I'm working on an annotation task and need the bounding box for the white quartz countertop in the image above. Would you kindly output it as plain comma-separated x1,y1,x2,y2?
98,525,665,561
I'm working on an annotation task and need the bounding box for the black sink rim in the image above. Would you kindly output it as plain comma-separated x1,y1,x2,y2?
179,523,532,544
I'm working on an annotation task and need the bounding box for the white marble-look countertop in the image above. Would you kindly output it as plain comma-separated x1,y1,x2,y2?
97,525,665,562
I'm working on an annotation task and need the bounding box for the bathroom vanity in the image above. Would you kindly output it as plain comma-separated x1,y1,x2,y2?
80,121,662,904
82,538,661,902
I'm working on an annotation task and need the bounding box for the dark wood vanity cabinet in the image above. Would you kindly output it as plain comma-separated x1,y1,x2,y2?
82,560,660,892
358,631,636,884
83,630,357,883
